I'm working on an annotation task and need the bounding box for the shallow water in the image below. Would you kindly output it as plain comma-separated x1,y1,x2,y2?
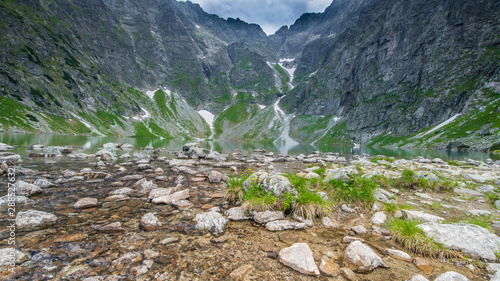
1,133,498,162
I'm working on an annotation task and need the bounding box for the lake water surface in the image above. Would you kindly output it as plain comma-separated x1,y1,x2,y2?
1,133,498,162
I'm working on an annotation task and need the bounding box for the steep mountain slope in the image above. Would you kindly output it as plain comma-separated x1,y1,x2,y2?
0,0,499,151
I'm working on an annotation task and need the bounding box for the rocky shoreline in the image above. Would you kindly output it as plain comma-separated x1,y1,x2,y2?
1,141,500,280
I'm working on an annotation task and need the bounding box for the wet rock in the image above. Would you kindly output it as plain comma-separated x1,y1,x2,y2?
340,267,357,281
34,179,54,188
119,143,133,150
172,199,193,210
370,212,387,225
186,147,206,159
266,220,307,231
229,264,254,281
387,249,412,262
14,181,42,197
402,210,444,223
73,197,98,209
467,209,491,216
0,248,28,266
104,194,129,202
193,211,227,235
319,256,340,276
155,168,164,174
140,213,163,231
208,170,223,183
137,163,152,171
279,243,320,276
110,187,134,195
95,149,116,161
205,151,227,162
413,257,433,274
119,175,144,181
0,154,22,163
409,274,430,281
16,209,57,231
134,178,157,195
94,222,124,233
253,211,285,224
225,207,250,221
434,271,469,281
148,187,177,199
343,241,388,273
152,189,190,204
417,223,500,261
462,174,486,183
243,172,296,196
350,225,368,235
0,195,34,205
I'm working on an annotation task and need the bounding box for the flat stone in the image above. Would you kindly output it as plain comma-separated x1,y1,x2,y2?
73,198,98,209
453,187,483,196
172,199,193,210
0,248,28,266
319,256,340,276
193,211,227,235
387,249,412,262
344,241,388,273
94,222,123,233
140,213,162,231
434,271,469,281
14,181,42,197
266,220,306,231
34,179,54,188
110,188,134,195
340,267,358,281
152,189,190,204
278,243,320,276
208,170,223,183
467,209,491,216
462,174,486,183
342,236,365,244
253,211,284,224
104,194,129,202
225,207,250,221
350,225,368,235
148,187,177,199
417,223,500,261
16,210,57,231
229,264,254,281
370,212,387,225
413,257,433,274
402,210,444,223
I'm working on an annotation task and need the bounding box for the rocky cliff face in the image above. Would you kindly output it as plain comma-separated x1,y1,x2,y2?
0,0,499,150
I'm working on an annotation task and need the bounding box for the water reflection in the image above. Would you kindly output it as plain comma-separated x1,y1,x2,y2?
1,133,498,161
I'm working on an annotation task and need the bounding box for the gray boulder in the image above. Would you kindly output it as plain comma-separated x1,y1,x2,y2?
0,195,34,205
16,210,57,231
225,207,250,221
414,171,441,182
418,223,500,261
279,243,320,276
402,210,444,223
434,271,469,281
266,220,307,231
14,181,42,197
34,179,54,188
243,172,295,197
253,211,285,224
193,211,227,235
343,241,388,273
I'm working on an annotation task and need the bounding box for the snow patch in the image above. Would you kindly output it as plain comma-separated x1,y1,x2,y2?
258,104,266,110
418,114,461,137
198,110,215,138
272,96,299,154
279,58,295,63
145,88,159,100
195,25,200,29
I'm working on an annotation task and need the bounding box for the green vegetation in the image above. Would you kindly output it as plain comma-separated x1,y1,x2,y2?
387,219,462,259
326,176,377,205
213,102,259,136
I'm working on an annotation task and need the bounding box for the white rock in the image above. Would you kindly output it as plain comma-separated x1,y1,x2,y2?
343,241,388,273
350,225,368,235
418,223,500,261
266,220,306,231
14,181,42,197
278,243,320,276
152,189,190,204
454,187,483,196
110,187,134,195
252,211,284,224
304,172,320,179
16,210,57,231
34,179,54,188
467,209,492,216
402,210,444,223
0,248,28,266
148,187,177,199
462,174,486,183
370,212,387,225
140,213,162,230
486,263,500,274
193,211,227,235
322,217,336,228
434,271,469,281
73,198,98,209
477,185,496,193
386,249,411,262
491,269,500,281
0,195,34,205
225,207,250,221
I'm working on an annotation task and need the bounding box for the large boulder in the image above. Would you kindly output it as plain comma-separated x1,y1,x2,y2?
193,211,227,235
343,241,388,273
243,172,295,196
14,181,42,197
278,243,320,276
16,210,57,231
417,223,500,261
323,166,359,183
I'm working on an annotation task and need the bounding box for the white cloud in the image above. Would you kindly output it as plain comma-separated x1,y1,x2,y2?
181,0,332,35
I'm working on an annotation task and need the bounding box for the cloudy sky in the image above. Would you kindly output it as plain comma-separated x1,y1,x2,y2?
180,0,332,35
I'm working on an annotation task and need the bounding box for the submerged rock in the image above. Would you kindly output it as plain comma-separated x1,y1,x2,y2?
0,195,34,205
14,181,42,197
193,211,227,235
140,213,163,231
343,241,388,273
279,243,320,276
73,198,98,209
0,248,28,266
417,223,500,261
16,210,57,231
34,179,54,188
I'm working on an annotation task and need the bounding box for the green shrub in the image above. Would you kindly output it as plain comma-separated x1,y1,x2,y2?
326,176,377,205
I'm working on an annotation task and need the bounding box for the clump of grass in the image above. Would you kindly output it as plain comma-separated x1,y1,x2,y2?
225,172,251,203
326,176,377,205
384,203,397,214
292,186,330,220
448,160,460,166
241,183,278,212
388,219,463,259
466,215,493,231
394,169,455,191
487,193,500,209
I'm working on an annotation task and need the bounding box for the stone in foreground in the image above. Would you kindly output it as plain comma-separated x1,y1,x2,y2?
278,243,320,276
193,211,227,235
265,220,306,231
402,210,444,223
73,197,98,209
225,207,250,221
409,275,429,281
434,271,469,281
417,223,500,261
0,248,28,266
253,210,284,224
16,209,57,231
229,264,254,281
343,241,388,273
